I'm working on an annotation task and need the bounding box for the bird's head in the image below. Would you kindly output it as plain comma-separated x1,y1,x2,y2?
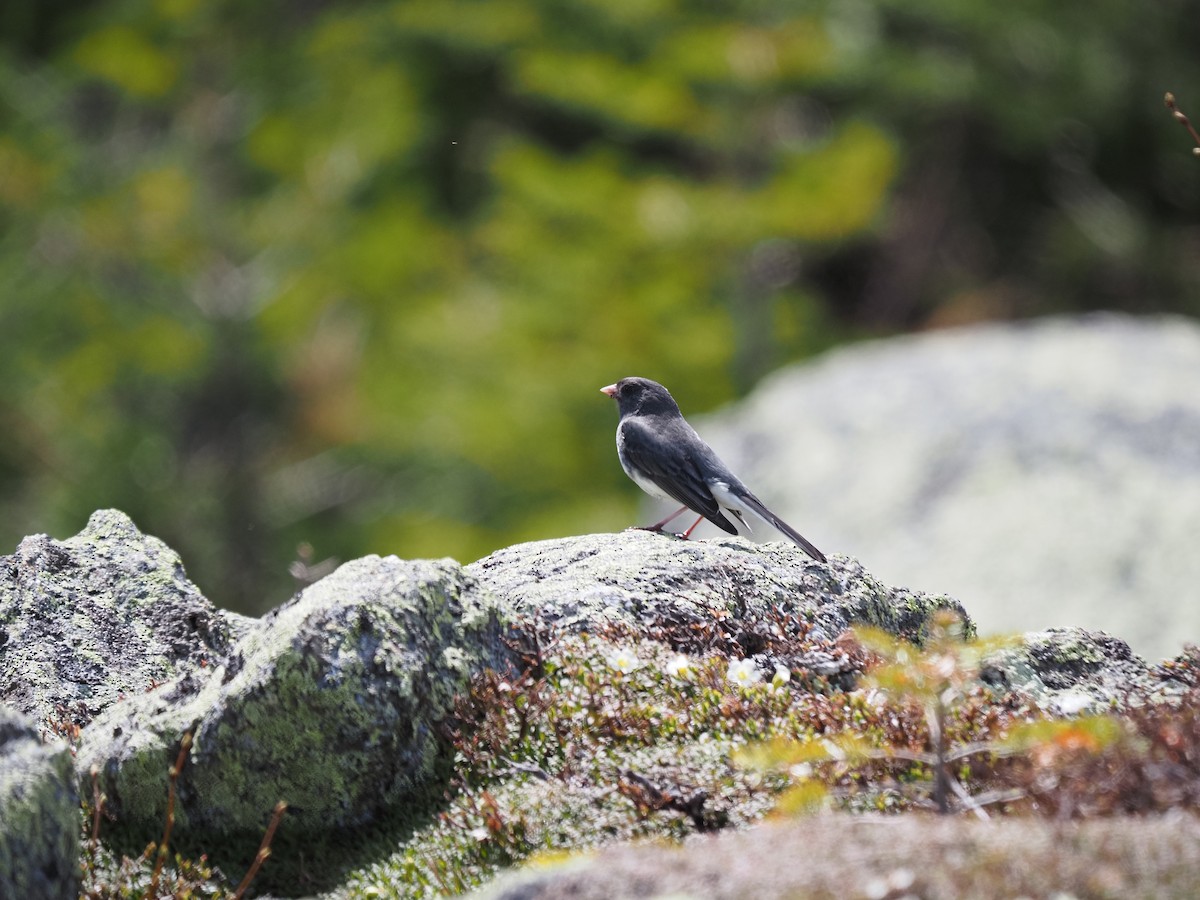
600,377,681,417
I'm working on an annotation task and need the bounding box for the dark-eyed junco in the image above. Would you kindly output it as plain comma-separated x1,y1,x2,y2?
601,376,826,562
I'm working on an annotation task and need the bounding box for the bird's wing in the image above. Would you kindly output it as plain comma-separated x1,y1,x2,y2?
619,416,740,534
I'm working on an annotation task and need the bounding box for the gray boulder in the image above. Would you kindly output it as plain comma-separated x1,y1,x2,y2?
983,626,1193,714
0,705,79,900
467,812,1200,900
76,555,509,846
696,314,1200,661
467,530,969,643
0,509,249,727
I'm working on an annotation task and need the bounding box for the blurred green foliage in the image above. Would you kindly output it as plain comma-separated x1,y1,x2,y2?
1,0,1197,612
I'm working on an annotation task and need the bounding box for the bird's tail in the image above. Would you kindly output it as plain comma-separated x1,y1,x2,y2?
738,494,827,563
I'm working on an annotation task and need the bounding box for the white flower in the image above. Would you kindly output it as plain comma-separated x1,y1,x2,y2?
788,762,813,779
771,665,791,691
865,868,916,898
666,654,691,679
726,658,761,688
1053,691,1094,716
608,647,639,674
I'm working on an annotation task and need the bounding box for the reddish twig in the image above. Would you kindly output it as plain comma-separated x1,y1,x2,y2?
1164,93,1200,155
231,800,288,900
148,731,192,897
89,765,105,846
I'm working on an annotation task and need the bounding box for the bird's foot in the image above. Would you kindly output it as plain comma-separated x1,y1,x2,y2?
627,525,691,540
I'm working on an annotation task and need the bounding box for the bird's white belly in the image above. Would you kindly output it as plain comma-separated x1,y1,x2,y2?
617,428,674,501
628,464,673,501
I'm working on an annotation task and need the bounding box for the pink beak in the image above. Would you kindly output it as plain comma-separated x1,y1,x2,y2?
600,383,618,397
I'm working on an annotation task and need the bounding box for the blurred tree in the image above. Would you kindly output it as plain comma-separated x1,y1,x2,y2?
0,0,1196,612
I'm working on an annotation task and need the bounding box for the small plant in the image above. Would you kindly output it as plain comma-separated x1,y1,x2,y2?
738,611,1121,818
999,683,1200,817
1164,92,1200,156
345,606,886,897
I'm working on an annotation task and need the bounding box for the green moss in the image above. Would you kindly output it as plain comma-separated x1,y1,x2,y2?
75,555,506,895
0,728,79,898
336,617,879,898
1031,634,1107,667
841,584,973,645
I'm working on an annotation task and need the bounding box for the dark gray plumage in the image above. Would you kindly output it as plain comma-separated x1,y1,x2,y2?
601,376,826,562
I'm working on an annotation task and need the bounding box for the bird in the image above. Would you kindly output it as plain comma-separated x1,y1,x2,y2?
601,376,826,562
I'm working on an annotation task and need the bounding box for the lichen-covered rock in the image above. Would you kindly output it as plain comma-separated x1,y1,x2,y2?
0,509,249,727
467,531,970,643
983,626,1184,713
76,555,509,842
0,705,79,900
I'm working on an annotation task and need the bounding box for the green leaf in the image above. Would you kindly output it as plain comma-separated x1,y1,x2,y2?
73,26,179,98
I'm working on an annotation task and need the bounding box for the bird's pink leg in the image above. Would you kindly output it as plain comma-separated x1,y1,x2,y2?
681,514,706,539
637,505,689,533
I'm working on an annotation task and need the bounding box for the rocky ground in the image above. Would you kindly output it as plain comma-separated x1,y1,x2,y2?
2,510,1198,898
470,813,1200,900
